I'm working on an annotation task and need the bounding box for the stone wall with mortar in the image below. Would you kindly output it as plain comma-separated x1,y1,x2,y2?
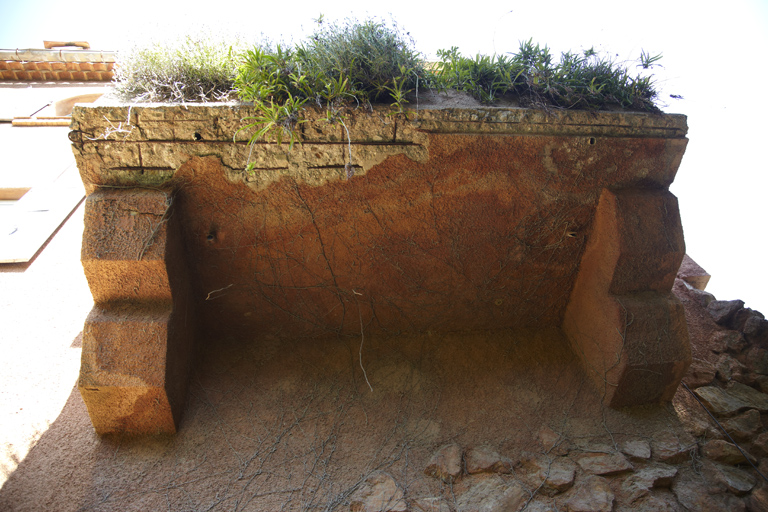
71,103,691,433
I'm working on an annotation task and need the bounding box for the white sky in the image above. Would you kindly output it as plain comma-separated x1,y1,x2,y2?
2,0,767,313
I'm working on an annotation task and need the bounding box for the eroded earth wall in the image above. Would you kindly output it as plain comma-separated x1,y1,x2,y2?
71,104,691,432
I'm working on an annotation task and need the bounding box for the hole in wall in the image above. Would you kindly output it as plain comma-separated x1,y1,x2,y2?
589,137,596,145
194,132,203,141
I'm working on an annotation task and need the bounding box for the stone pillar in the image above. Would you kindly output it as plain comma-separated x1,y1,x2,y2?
78,188,194,434
563,188,691,407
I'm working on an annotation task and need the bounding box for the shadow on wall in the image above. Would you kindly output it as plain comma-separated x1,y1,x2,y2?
0,327,697,512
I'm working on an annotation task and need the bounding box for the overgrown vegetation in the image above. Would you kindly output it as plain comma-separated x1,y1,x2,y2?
112,17,664,150
432,42,661,111
112,34,245,102
234,18,425,152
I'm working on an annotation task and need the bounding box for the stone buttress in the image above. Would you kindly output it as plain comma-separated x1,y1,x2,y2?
79,188,194,434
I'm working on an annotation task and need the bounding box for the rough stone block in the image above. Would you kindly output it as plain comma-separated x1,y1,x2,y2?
707,299,745,326
563,188,691,407
78,303,191,435
78,188,194,435
677,254,711,290
81,189,174,303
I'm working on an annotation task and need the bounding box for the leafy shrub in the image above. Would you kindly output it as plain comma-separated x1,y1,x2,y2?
113,34,245,103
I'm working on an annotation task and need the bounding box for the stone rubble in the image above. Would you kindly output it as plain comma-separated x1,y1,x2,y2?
619,439,651,461
575,452,633,475
746,485,768,511
563,475,614,512
683,358,717,388
518,453,576,496
701,439,756,465
453,475,527,512
651,431,696,464
464,445,512,475
711,330,748,355
411,497,451,512
693,382,768,416
355,277,768,512
672,469,747,512
537,426,571,456
707,299,746,326
423,443,463,483
703,460,756,495
350,471,407,512
621,463,678,502
721,408,763,442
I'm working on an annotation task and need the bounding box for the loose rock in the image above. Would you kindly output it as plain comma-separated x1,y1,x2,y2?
523,500,558,512
621,463,678,502
349,472,406,512
701,439,756,465
746,486,768,512
744,315,768,347
755,376,768,394
424,443,462,482
715,354,748,383
721,409,762,442
749,432,768,458
637,463,678,488
707,300,745,326
652,432,695,464
693,382,768,416
465,445,511,475
620,439,651,461
412,497,451,512
576,452,633,475
741,346,768,376
562,475,614,512
673,470,746,512
615,491,682,512
710,330,747,354
683,358,716,389
538,426,570,456
731,307,763,332
455,475,527,512
703,461,756,495
518,455,576,496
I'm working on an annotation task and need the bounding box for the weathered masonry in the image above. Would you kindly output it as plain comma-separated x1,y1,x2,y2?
71,104,691,434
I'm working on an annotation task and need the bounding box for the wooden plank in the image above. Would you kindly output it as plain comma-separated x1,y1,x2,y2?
12,118,71,127
0,167,84,263
0,187,30,200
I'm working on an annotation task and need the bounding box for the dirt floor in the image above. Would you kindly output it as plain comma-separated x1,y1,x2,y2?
0,197,735,511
